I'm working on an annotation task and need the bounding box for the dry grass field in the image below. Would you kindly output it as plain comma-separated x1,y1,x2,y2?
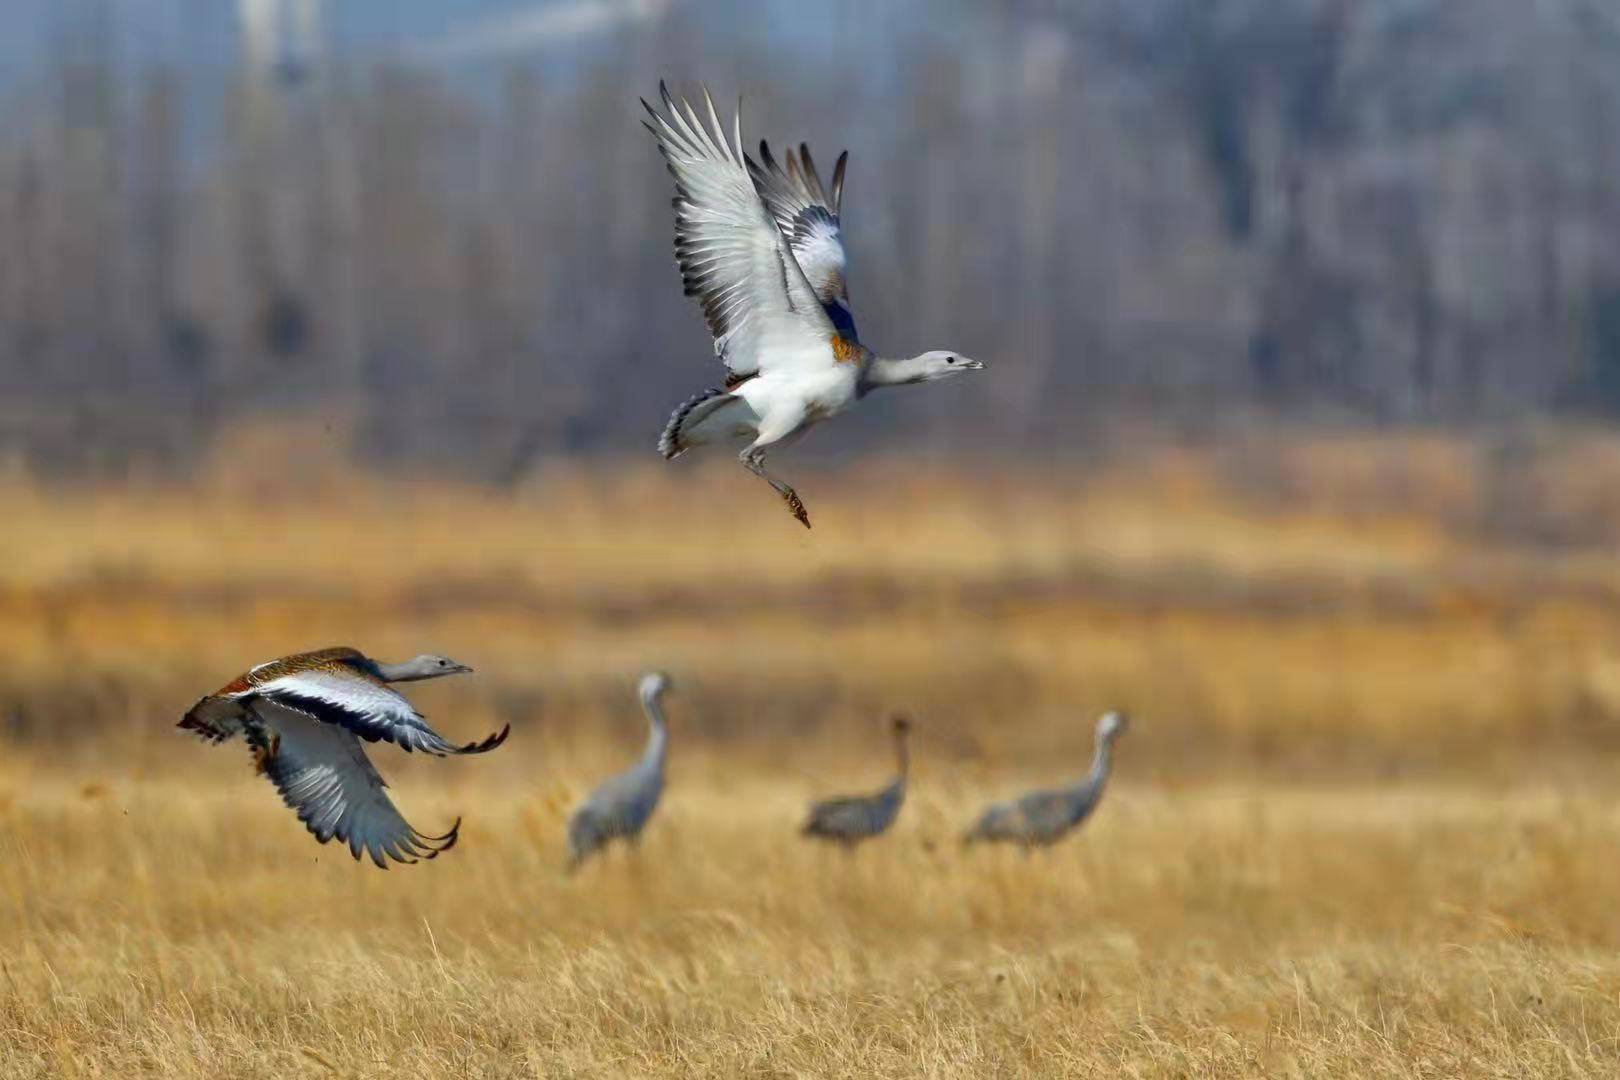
9,425,1620,1076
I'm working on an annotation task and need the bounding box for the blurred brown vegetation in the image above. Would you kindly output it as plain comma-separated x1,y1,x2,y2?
10,424,1620,783
3,0,1620,477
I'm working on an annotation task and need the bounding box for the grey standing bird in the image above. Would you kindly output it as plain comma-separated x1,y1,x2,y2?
801,714,911,848
964,711,1128,848
566,672,672,871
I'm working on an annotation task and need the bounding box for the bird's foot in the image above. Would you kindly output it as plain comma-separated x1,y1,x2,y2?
781,488,811,529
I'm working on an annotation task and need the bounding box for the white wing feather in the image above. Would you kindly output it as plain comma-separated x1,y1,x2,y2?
244,670,508,756
643,83,836,381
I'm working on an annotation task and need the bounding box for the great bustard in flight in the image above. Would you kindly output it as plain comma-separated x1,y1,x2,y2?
801,714,911,848
644,83,986,528
964,711,1128,848
179,647,509,867
566,672,672,871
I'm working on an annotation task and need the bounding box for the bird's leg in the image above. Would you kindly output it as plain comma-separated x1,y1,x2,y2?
740,446,810,529
623,836,650,887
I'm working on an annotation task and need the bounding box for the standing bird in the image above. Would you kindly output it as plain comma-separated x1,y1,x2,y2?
179,647,508,867
643,83,986,528
566,672,672,872
801,714,911,848
964,711,1129,848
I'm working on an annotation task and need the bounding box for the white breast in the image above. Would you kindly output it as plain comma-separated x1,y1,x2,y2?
740,363,858,416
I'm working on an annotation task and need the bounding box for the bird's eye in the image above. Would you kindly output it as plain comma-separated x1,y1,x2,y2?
438,659,449,666
945,356,955,364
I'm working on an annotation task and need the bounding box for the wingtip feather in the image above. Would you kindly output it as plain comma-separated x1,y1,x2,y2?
454,723,511,755
700,84,729,163
800,143,827,203
419,817,462,854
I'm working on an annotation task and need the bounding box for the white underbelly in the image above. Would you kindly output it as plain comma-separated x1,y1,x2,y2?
739,367,859,426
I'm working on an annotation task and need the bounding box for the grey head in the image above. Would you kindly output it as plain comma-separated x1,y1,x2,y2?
639,671,673,703
376,653,474,683
908,350,986,382
1096,710,1129,743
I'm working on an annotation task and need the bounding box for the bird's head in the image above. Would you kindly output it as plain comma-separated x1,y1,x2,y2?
388,654,474,682
908,350,985,382
639,671,673,703
1097,710,1129,743
889,713,913,736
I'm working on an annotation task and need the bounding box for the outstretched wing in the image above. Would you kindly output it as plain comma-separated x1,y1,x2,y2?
245,668,508,756
643,82,837,384
750,141,856,340
254,703,460,868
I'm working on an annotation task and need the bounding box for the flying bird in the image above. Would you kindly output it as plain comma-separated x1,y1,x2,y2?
643,82,986,528
179,647,509,868
566,671,672,871
964,711,1128,848
801,714,911,848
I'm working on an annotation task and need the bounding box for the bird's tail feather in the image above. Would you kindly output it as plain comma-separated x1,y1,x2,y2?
658,387,750,459
178,696,241,743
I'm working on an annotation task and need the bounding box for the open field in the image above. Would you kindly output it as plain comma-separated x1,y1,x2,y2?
6,764,1620,1077
9,427,1620,1074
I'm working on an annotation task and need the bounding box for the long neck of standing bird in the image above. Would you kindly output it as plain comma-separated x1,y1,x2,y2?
640,689,668,773
1073,731,1114,797
891,730,910,792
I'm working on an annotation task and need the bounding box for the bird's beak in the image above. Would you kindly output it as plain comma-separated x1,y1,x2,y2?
454,664,475,675
963,358,986,371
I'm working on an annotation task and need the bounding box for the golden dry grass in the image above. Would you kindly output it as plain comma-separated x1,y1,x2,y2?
9,426,1620,1076
7,758,1620,1077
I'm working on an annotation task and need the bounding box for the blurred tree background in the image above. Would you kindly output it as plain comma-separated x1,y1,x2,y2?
1,0,1617,479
